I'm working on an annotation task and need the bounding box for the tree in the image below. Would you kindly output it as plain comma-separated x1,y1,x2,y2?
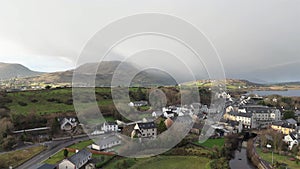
45,85,52,90
0,118,13,141
64,149,69,158
283,110,295,119
1,135,17,150
157,120,167,134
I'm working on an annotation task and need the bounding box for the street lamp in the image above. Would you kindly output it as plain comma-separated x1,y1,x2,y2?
266,144,273,165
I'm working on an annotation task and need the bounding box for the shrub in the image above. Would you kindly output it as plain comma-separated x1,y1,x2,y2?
18,101,28,106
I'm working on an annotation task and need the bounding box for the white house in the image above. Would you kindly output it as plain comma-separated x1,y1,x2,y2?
163,111,174,118
152,111,157,117
92,135,121,150
284,133,299,150
59,117,78,131
134,122,157,138
101,122,118,133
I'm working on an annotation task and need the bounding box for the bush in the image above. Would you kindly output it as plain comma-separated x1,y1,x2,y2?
18,101,27,106
1,135,17,150
64,99,73,105
47,98,63,103
31,99,38,103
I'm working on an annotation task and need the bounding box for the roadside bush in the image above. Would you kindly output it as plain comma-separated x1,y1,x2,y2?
1,135,17,150
31,99,39,103
47,98,63,103
64,99,73,105
18,101,27,106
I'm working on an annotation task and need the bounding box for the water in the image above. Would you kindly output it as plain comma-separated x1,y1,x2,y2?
247,89,300,97
230,148,256,169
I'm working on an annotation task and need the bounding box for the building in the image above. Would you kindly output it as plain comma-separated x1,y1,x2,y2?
133,122,157,138
92,135,121,151
283,133,299,150
128,101,148,107
295,110,300,123
58,149,92,169
271,120,296,135
224,105,281,129
101,122,118,133
58,117,78,131
235,113,252,129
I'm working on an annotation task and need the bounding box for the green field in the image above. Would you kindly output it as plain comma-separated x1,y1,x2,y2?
195,138,225,148
45,139,94,164
0,146,46,168
257,148,300,169
6,88,115,115
104,156,211,169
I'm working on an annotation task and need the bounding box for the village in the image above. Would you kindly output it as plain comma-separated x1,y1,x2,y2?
14,91,297,169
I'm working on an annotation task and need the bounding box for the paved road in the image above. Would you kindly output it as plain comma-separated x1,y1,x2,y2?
16,136,90,169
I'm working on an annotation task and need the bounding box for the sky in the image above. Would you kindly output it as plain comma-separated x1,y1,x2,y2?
0,0,300,83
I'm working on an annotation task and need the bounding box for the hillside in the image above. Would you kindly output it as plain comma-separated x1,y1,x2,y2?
0,62,43,80
21,61,178,86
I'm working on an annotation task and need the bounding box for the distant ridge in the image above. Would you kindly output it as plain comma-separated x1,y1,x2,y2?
21,61,178,86
0,62,43,80
2,61,300,87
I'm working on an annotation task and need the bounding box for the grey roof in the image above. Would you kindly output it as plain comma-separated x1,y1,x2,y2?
272,120,295,129
295,110,300,116
106,122,117,125
236,113,252,118
241,105,271,113
228,111,252,118
68,148,91,167
37,164,56,169
286,118,297,125
97,135,120,146
138,122,156,129
133,101,148,105
289,133,297,140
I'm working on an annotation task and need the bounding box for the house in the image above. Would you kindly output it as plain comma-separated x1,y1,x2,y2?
133,122,157,138
163,111,175,118
224,105,281,129
190,122,204,135
128,101,148,107
152,111,157,117
58,149,92,169
92,135,121,151
85,163,96,169
284,133,299,150
235,113,252,129
164,118,174,129
295,110,300,123
58,117,78,131
101,122,118,133
271,121,296,135
285,118,298,126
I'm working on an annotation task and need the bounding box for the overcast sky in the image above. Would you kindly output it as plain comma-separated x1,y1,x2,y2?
0,0,300,83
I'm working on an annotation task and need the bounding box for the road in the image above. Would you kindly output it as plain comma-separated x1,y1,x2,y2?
16,136,90,169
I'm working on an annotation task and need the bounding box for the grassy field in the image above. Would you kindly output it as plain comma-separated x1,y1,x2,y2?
6,88,116,115
45,139,94,164
104,156,211,169
257,148,300,169
195,138,225,148
0,146,46,168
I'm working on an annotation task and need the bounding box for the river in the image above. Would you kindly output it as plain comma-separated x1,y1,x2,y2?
247,89,300,97
229,142,256,169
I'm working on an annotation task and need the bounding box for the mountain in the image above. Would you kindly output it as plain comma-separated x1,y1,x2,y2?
21,61,177,86
0,62,43,80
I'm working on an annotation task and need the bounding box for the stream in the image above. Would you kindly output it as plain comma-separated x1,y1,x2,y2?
229,142,256,169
